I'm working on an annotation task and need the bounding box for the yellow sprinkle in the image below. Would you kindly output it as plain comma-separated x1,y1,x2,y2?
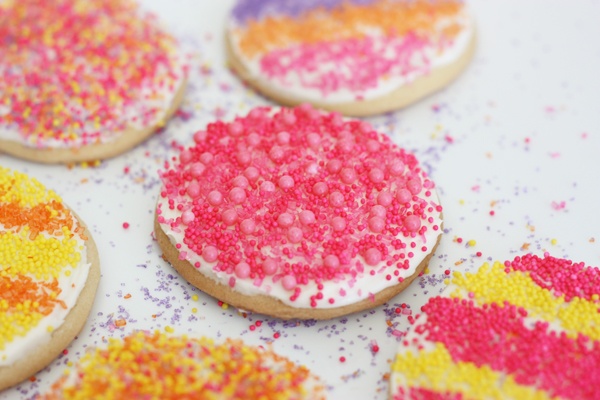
191,294,199,301
467,240,476,247
164,326,174,333
551,238,558,245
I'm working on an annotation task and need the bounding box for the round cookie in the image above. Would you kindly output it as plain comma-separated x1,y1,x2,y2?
227,0,476,116
155,104,443,320
0,167,100,390
40,331,326,399
389,253,600,399
0,0,186,164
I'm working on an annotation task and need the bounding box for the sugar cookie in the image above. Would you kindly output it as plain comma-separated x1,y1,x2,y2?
41,331,326,399
389,253,600,399
155,104,442,320
0,0,186,163
0,167,100,390
227,0,475,116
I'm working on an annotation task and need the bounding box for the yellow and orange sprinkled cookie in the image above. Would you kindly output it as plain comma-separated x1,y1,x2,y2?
227,0,476,116
0,167,100,390
0,0,186,164
389,253,600,399
41,331,326,399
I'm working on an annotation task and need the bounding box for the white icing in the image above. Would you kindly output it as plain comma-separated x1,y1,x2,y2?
0,219,91,367
157,189,441,310
228,8,475,104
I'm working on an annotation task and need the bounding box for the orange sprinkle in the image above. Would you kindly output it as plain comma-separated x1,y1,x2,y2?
236,0,463,58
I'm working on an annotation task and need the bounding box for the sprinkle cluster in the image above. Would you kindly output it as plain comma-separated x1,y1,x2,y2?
157,105,442,307
0,168,83,354
230,0,466,96
390,253,600,400
0,0,182,148
41,331,326,399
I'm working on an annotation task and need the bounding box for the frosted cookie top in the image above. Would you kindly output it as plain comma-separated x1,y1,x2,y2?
228,0,474,103
0,167,90,366
156,105,442,310
0,0,184,149
41,331,327,400
390,253,600,400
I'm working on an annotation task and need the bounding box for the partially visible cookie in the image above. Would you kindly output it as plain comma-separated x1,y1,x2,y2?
40,331,327,399
155,104,443,320
389,253,600,399
227,0,475,116
0,0,186,164
0,167,100,390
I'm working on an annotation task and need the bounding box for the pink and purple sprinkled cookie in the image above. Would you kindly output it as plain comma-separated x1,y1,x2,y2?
155,104,443,320
41,331,327,399
0,167,100,390
389,253,600,399
0,0,186,164
227,0,476,116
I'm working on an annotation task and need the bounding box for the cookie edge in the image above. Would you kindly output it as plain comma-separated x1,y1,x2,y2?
0,209,101,391
154,213,441,320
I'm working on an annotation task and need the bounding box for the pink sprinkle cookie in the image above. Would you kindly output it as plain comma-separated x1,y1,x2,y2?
0,0,186,163
227,0,476,116
155,104,443,320
389,253,600,399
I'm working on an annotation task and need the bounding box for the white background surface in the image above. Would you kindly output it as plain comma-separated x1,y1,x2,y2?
2,1,600,399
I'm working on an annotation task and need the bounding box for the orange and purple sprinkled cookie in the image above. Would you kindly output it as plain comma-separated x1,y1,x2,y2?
155,104,443,320
0,167,100,390
389,253,600,399
0,0,186,164
227,0,476,116
40,331,326,399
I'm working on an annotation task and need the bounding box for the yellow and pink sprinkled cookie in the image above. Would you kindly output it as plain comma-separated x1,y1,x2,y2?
40,331,326,399
0,0,186,164
227,0,476,116
155,104,443,320
0,167,100,390
389,253,600,399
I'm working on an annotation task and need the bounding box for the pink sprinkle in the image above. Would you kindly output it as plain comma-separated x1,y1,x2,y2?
329,191,345,207
181,211,195,225
240,219,256,235
340,168,357,184
313,181,328,196
277,212,294,227
331,216,347,232
187,182,200,198
368,216,385,233
403,215,421,232
235,262,251,278
377,191,393,206
324,254,340,269
221,209,238,225
278,175,295,189
262,258,278,275
299,210,316,225
207,190,223,205
287,227,303,243
282,275,297,290
396,188,411,203
365,248,382,266
190,162,206,178
202,246,218,263
229,187,246,203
